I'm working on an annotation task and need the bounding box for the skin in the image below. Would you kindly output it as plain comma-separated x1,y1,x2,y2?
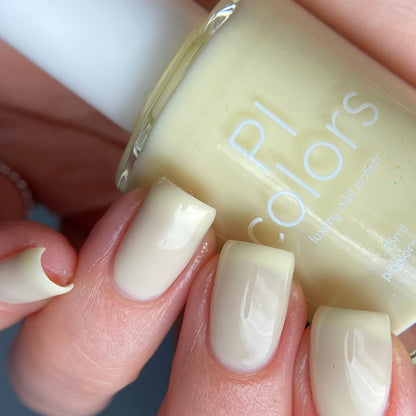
0,0,415,415
7,189,217,415
159,264,307,416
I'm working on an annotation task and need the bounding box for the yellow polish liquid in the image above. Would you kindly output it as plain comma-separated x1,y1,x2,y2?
117,0,416,353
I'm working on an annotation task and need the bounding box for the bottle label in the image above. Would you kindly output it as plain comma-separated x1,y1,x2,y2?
227,91,380,241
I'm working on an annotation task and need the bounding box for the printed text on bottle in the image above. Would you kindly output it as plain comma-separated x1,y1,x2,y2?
227,91,380,244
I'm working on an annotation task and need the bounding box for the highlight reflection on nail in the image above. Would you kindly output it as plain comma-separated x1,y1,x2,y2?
0,247,74,304
113,178,216,301
210,241,294,373
310,306,392,416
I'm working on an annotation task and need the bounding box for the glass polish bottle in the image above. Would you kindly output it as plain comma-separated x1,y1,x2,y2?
1,0,415,359
121,0,416,358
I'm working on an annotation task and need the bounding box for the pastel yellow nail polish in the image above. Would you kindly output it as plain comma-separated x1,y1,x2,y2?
310,307,392,416
0,247,74,304
113,178,216,301
210,241,294,373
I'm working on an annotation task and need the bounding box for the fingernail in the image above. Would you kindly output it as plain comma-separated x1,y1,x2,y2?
0,247,74,304
209,241,294,373
114,178,216,301
310,306,392,416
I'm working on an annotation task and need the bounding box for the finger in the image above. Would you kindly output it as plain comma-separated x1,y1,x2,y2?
296,0,416,85
197,0,416,84
0,104,123,218
293,308,416,416
8,179,216,416
0,220,76,329
387,336,416,413
160,241,307,416
0,38,127,220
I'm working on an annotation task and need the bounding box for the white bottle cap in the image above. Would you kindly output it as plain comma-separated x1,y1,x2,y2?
0,0,207,131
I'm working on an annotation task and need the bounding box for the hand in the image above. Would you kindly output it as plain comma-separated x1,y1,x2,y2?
2,184,415,416
0,0,415,415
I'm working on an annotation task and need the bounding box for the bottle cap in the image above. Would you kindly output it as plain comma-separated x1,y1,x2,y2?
0,0,207,131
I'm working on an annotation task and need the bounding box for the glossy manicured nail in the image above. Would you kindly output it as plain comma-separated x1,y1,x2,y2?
114,178,216,301
310,306,392,416
0,247,74,304
210,241,294,373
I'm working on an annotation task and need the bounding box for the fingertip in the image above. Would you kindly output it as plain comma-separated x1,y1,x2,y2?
0,220,77,328
162,244,307,416
293,312,416,416
7,185,217,416
111,179,216,302
0,219,77,286
39,234,77,286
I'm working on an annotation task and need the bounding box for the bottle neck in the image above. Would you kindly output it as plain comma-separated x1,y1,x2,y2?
117,0,239,191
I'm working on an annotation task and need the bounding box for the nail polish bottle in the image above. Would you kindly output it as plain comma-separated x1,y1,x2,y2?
1,0,415,360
